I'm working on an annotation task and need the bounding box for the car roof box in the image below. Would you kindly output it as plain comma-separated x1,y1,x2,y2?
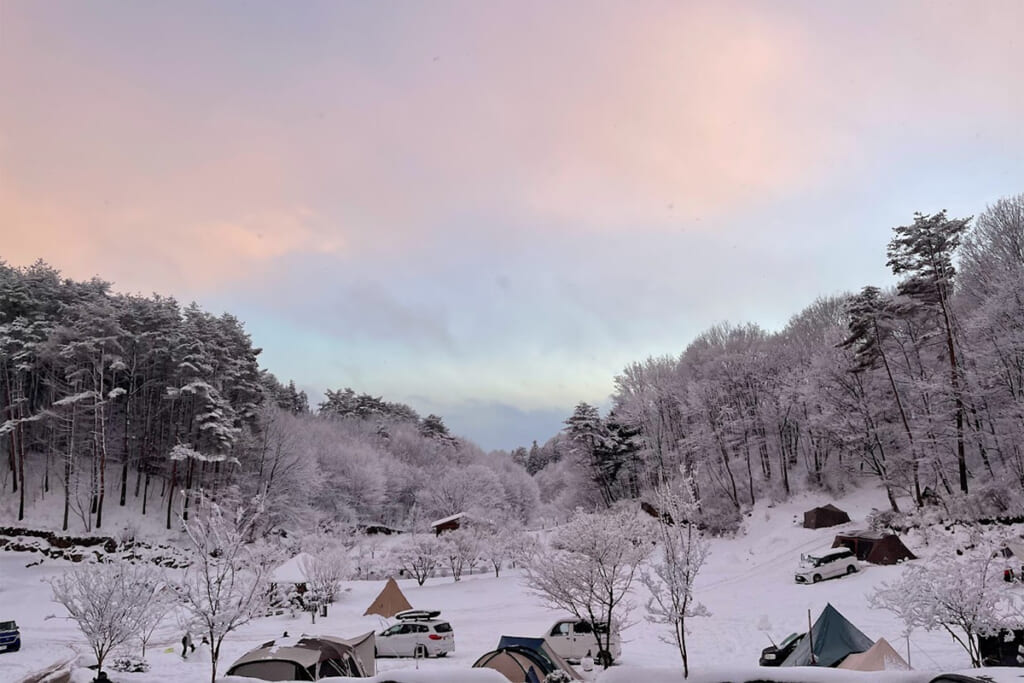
395,609,440,621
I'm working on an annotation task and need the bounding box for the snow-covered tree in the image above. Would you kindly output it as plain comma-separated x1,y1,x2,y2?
482,527,525,578
173,495,272,683
393,534,442,586
47,561,165,677
299,547,351,605
526,508,653,667
440,527,483,582
640,481,710,678
869,546,1008,666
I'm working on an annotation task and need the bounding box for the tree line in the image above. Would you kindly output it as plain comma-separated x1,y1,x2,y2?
531,195,1024,526
0,261,538,533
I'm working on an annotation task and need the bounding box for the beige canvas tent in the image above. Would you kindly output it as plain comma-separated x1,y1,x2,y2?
838,638,909,671
363,577,413,618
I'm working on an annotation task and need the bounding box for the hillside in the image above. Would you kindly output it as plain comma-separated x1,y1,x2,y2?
3,484,1021,682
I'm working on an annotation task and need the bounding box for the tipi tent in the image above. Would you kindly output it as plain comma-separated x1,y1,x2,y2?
838,638,909,671
781,603,873,667
363,577,413,618
803,504,851,529
832,531,916,565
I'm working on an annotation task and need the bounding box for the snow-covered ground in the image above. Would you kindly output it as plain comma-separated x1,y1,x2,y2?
2,486,1020,682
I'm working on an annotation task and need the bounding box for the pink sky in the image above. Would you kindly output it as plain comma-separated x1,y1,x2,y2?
3,1,1024,448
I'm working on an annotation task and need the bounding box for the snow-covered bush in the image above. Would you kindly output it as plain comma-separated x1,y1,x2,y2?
110,654,150,673
866,508,904,533
545,670,572,683
694,493,742,537
869,544,1010,666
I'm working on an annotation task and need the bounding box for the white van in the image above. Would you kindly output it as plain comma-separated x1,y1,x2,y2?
794,547,860,584
545,618,621,665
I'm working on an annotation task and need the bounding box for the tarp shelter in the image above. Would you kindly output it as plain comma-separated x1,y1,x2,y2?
272,552,317,585
781,603,873,667
473,636,583,682
832,531,916,565
837,637,909,671
225,631,374,680
803,504,851,529
363,577,413,618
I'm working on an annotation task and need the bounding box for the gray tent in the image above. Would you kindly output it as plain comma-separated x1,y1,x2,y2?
226,631,375,680
781,603,873,667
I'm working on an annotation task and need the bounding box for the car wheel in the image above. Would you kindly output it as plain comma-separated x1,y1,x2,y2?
415,645,428,659
437,651,448,658
812,574,822,583
847,565,857,574
597,650,613,667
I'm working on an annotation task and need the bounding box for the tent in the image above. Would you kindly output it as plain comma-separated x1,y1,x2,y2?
363,577,413,618
781,603,873,667
225,632,374,680
803,504,851,529
473,636,582,682
272,552,317,585
832,531,916,565
838,637,909,671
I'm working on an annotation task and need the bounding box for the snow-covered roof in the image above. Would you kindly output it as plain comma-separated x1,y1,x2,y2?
272,552,316,584
430,512,465,528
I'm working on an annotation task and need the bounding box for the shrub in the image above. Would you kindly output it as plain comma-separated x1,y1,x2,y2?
110,655,150,673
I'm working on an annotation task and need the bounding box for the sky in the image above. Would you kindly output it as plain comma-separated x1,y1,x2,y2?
2,1,1024,451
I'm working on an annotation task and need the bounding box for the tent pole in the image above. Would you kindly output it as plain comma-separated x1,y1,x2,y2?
807,609,815,665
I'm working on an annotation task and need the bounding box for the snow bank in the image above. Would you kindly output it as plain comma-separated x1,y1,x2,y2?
594,666,930,683
220,670,508,683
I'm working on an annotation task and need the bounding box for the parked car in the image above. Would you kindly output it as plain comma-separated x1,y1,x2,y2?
375,610,454,658
794,547,860,584
758,632,804,666
545,618,621,666
0,620,20,653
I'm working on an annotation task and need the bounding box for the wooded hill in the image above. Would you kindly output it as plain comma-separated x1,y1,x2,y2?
529,198,1024,531
0,262,538,535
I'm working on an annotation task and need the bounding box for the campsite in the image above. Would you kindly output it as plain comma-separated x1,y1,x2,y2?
4,486,1024,682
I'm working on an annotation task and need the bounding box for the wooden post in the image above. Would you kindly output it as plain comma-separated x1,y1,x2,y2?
807,609,816,665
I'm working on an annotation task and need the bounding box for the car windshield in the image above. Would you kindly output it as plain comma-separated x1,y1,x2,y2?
778,632,802,649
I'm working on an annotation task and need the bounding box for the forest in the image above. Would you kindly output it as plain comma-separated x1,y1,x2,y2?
3,194,1024,536
522,195,1024,531
0,266,538,534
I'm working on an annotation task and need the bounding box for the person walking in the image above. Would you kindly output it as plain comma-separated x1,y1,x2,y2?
181,632,194,658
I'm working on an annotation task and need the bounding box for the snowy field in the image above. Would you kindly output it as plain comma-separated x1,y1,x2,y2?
2,486,1022,682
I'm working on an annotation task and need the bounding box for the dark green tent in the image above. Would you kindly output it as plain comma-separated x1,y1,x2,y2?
780,603,873,667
